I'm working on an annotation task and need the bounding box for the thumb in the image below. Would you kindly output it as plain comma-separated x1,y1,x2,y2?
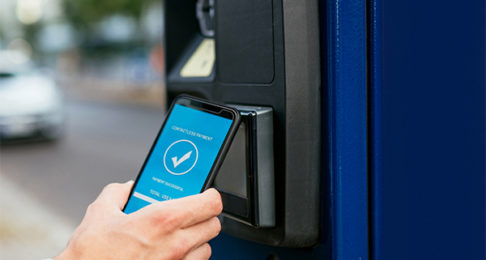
97,180,134,210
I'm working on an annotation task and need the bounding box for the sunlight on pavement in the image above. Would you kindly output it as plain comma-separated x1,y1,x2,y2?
0,173,75,260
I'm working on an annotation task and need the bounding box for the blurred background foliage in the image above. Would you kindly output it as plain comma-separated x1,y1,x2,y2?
64,0,155,26
62,0,161,51
0,0,166,107
1,0,164,55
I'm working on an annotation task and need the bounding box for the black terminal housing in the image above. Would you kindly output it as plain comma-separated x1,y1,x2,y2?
165,0,321,248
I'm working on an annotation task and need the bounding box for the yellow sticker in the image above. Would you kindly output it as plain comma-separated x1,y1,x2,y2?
180,38,215,77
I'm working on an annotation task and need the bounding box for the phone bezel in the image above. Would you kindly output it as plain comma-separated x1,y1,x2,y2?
123,95,240,212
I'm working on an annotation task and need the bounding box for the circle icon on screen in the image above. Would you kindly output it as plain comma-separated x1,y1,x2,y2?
163,139,199,175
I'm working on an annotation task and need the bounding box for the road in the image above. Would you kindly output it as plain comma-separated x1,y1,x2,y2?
0,99,165,224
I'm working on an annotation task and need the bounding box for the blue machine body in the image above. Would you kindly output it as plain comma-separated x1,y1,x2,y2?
371,0,485,259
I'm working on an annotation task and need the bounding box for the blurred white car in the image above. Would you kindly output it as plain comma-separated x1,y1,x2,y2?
0,52,64,140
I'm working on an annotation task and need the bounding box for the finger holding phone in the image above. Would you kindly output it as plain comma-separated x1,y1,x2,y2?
56,181,222,260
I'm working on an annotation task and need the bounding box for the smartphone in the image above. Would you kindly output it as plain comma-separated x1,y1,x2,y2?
123,95,240,214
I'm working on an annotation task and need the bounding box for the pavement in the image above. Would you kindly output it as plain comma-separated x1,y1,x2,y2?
0,174,73,259
0,98,166,258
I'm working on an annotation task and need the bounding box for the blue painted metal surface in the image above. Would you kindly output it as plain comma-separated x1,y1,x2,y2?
327,0,369,259
370,0,485,259
368,0,382,259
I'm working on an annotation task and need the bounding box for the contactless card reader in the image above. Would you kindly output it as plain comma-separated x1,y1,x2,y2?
213,105,275,228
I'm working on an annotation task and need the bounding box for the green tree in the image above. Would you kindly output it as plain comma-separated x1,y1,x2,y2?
63,0,157,31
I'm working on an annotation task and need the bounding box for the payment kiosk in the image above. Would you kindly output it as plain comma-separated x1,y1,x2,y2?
163,0,486,259
165,0,321,247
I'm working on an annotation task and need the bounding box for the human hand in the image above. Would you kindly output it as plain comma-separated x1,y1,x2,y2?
56,181,222,260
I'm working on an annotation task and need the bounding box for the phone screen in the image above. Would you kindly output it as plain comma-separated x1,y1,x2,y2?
124,102,234,214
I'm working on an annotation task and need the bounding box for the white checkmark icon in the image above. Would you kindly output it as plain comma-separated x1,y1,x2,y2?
171,150,192,168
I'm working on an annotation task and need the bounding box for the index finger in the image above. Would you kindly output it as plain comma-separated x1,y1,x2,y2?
134,188,223,228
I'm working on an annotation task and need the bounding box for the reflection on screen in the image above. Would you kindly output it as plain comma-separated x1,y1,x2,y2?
213,122,247,198
124,104,232,214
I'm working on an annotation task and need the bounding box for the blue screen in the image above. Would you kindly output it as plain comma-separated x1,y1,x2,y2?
124,104,233,214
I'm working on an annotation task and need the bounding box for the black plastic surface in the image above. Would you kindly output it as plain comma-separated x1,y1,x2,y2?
165,1,200,72
216,0,274,84
214,121,248,199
